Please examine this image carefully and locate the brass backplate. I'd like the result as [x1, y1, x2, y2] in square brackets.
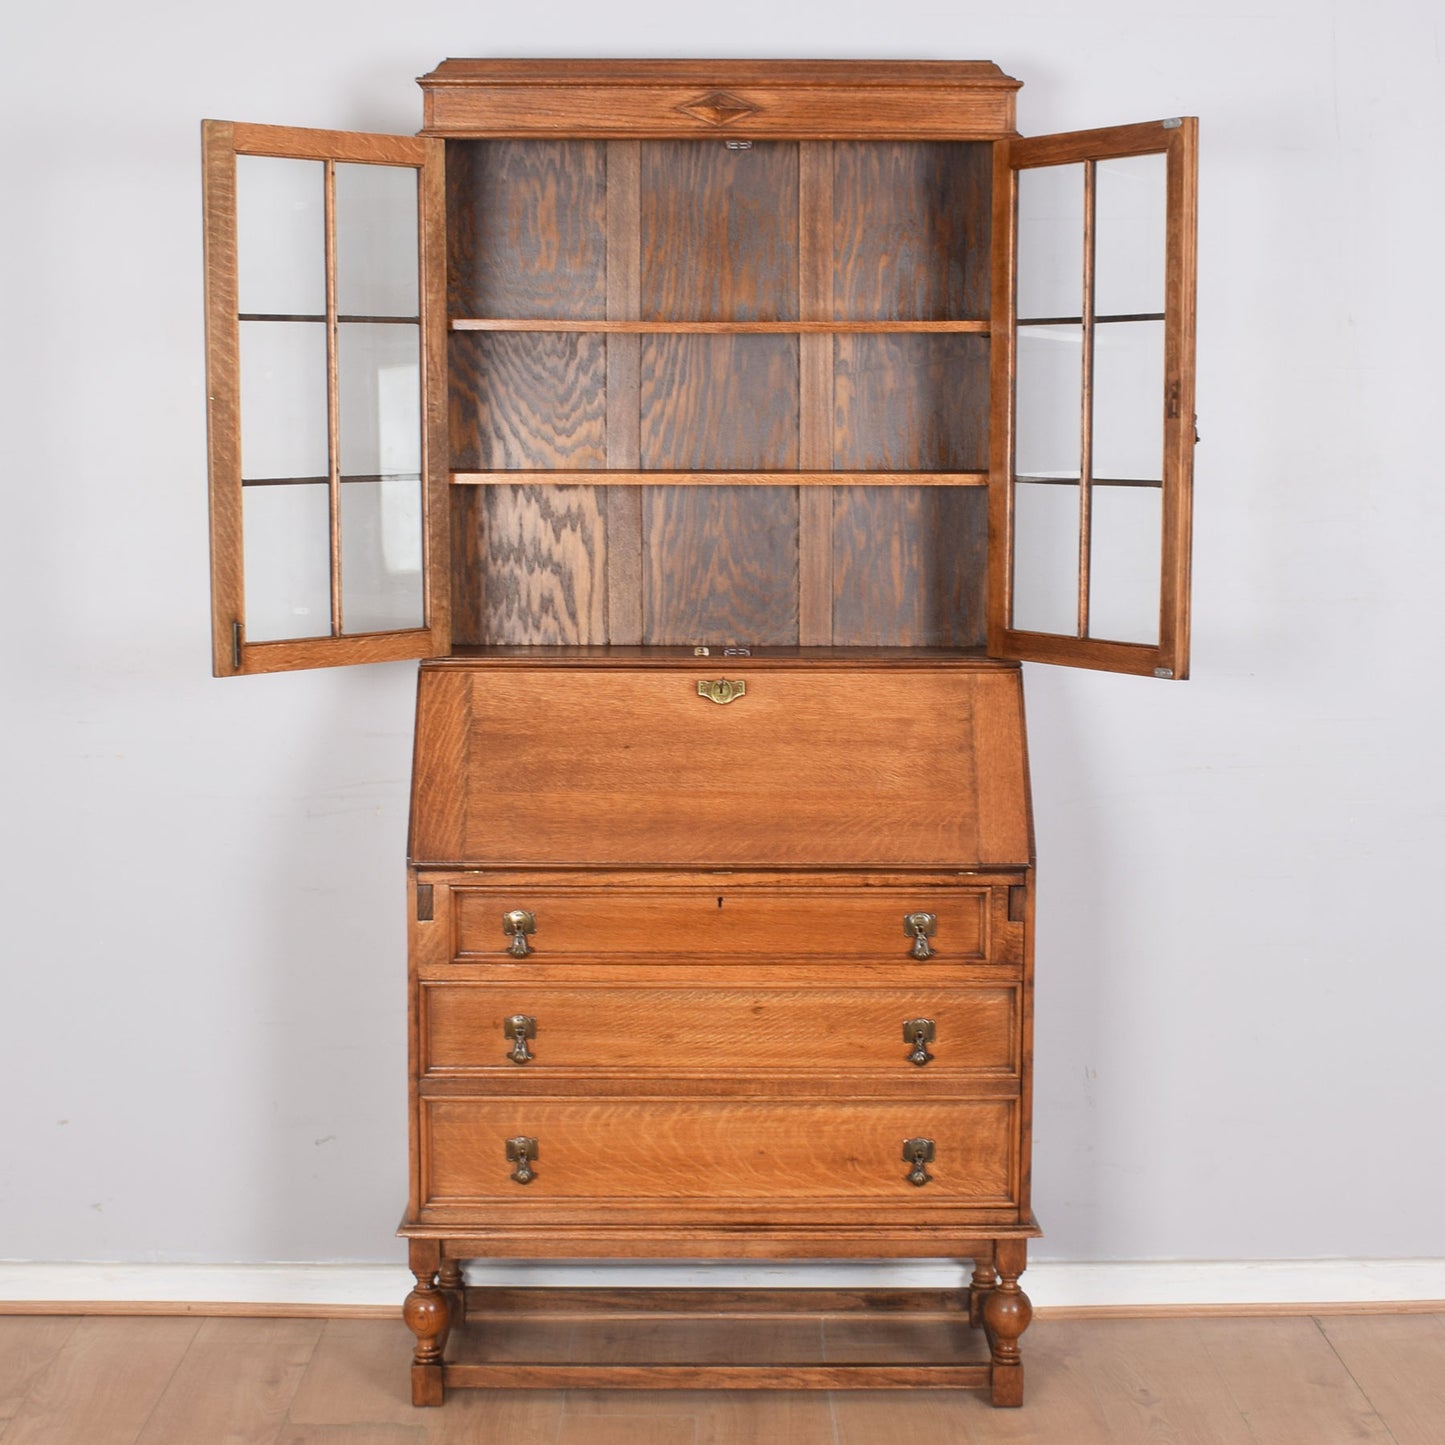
[697, 678, 747, 705]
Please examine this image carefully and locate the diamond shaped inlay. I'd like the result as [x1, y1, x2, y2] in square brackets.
[678, 90, 759, 127]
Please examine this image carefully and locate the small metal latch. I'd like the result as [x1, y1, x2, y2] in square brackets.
[231, 620, 242, 671]
[725, 139, 753, 151]
[723, 646, 751, 656]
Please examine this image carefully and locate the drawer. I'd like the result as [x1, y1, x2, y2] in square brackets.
[420, 979, 1019, 1078]
[421, 1097, 1017, 1209]
[450, 884, 995, 963]
[411, 662, 1031, 868]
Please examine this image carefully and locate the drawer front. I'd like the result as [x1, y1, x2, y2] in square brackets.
[411, 663, 1030, 867]
[421, 1097, 1016, 1208]
[451, 885, 992, 962]
[421, 980, 1019, 1077]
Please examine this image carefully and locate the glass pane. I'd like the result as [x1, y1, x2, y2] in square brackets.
[236, 156, 325, 315]
[242, 483, 331, 640]
[335, 162, 419, 317]
[341, 479, 425, 633]
[1015, 325, 1082, 479]
[1089, 484, 1161, 645]
[1094, 152, 1166, 318]
[239, 321, 329, 480]
[337, 323, 422, 477]
[1093, 319, 1164, 481]
[1012, 481, 1079, 636]
[1016, 164, 1084, 320]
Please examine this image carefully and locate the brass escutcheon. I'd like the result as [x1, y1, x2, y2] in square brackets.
[903, 911, 937, 960]
[903, 1018, 936, 1067]
[697, 678, 747, 705]
[506, 1136, 538, 1185]
[502, 909, 536, 957]
[505, 1014, 537, 1065]
[903, 1137, 936, 1187]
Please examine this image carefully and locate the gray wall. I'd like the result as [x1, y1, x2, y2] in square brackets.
[2, 0, 1442, 1267]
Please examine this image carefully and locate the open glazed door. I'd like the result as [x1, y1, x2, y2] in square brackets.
[203, 122, 449, 675]
[988, 119, 1197, 678]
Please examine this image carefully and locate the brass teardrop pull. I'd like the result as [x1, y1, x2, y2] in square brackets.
[502, 910, 536, 957]
[506, 1136, 538, 1185]
[505, 1014, 537, 1065]
[903, 1018, 935, 1067]
[903, 912, 937, 960]
[903, 1137, 935, 1187]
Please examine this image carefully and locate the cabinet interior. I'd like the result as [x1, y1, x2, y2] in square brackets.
[445, 137, 993, 650]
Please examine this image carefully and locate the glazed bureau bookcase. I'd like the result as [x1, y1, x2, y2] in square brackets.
[201, 59, 1197, 1407]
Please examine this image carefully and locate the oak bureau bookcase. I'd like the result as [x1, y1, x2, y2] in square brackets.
[201, 59, 1197, 1407]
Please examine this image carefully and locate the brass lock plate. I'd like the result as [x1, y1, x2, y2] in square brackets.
[697, 678, 746, 705]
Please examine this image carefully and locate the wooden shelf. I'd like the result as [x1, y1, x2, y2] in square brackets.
[450, 470, 989, 487]
[451, 318, 990, 335]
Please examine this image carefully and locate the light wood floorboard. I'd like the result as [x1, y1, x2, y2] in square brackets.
[1196, 1316, 1400, 1444]
[134, 1317, 323, 1445]
[0, 1316, 79, 1422]
[1319, 1312, 1445, 1445]
[1, 1317, 200, 1445]
[1, 1310, 1441, 1444]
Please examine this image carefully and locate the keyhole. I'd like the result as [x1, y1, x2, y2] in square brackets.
[717, 897, 724, 909]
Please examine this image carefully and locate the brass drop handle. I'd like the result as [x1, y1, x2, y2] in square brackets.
[904, 912, 937, 960]
[506, 1136, 538, 1185]
[697, 678, 747, 705]
[903, 1018, 936, 1067]
[903, 1137, 935, 1187]
[502, 909, 536, 957]
[505, 1014, 537, 1065]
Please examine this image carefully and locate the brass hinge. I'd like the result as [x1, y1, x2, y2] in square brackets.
[231, 620, 242, 671]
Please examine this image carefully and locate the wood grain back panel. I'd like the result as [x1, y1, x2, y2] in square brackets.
[642, 485, 798, 645]
[447, 139, 607, 319]
[831, 487, 987, 647]
[832, 142, 991, 321]
[468, 485, 608, 644]
[640, 141, 799, 321]
[409, 661, 1030, 867]
[832, 334, 989, 471]
[639, 335, 799, 470]
[449, 331, 608, 470]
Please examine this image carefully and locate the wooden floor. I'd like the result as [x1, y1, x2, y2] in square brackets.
[1, 1310, 1443, 1444]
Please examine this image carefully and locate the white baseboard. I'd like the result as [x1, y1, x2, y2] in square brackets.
[1, 1258, 1442, 1313]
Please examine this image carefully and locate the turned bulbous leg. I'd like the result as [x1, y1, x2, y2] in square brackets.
[404, 1259, 452, 1406]
[969, 1248, 998, 1329]
[438, 1259, 467, 1325]
[983, 1240, 1032, 1407]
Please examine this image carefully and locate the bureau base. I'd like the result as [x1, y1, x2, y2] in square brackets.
[400, 1235, 1037, 1407]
